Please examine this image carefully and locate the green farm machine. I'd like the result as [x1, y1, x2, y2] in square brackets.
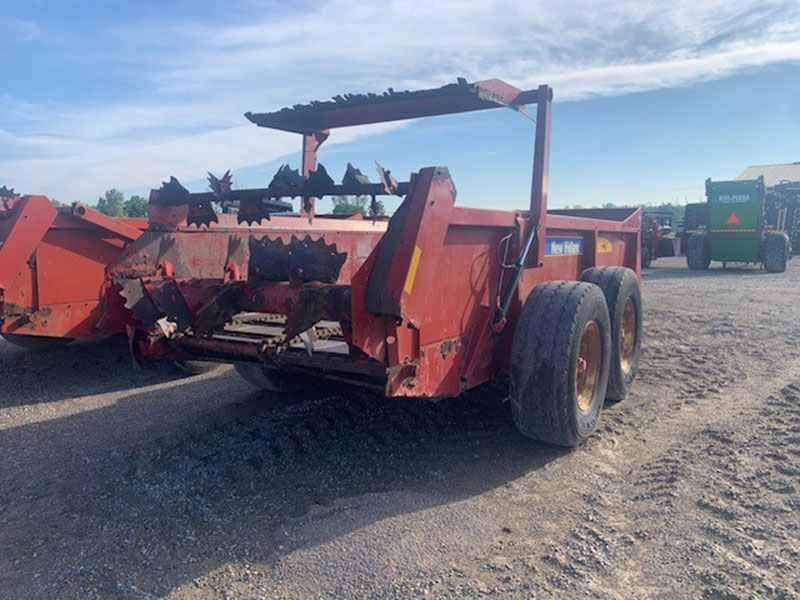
[686, 177, 791, 273]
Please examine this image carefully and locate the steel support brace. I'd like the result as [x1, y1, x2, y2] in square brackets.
[529, 85, 552, 268]
[301, 130, 330, 219]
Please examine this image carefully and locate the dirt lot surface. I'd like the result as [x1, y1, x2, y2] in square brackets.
[1, 256, 799, 599]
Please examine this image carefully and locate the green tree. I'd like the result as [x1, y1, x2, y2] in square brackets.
[123, 195, 148, 217]
[96, 189, 125, 217]
[331, 195, 386, 217]
[50, 198, 63, 208]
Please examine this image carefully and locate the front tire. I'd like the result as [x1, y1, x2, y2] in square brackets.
[580, 267, 642, 401]
[687, 233, 710, 270]
[510, 281, 612, 447]
[764, 232, 789, 273]
[234, 363, 311, 393]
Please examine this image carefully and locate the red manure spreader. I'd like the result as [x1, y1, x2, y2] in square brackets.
[1, 79, 643, 446]
[0, 192, 146, 348]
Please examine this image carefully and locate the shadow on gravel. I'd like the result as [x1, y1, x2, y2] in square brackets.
[0, 373, 565, 598]
[0, 335, 193, 408]
[642, 265, 769, 281]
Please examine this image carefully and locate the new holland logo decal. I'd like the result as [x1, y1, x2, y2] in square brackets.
[545, 237, 583, 256]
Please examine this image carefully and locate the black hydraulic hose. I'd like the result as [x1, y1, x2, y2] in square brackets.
[494, 224, 538, 323]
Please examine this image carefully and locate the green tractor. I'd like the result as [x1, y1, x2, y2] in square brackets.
[687, 176, 791, 273]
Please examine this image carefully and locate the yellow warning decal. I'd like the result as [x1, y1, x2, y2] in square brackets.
[597, 237, 613, 253]
[403, 245, 422, 294]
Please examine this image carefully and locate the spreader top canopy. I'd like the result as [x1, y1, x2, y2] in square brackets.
[245, 78, 549, 134]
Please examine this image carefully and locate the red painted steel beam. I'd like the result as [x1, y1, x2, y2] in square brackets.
[69, 203, 144, 241]
[0, 195, 57, 292]
[301, 130, 329, 219]
[547, 210, 642, 232]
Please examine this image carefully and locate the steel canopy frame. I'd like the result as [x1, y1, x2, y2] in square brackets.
[246, 79, 552, 229]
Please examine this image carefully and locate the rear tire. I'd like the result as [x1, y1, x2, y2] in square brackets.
[509, 281, 611, 447]
[1, 333, 73, 351]
[764, 232, 789, 273]
[579, 267, 642, 401]
[235, 363, 311, 393]
[687, 233, 710, 270]
[170, 360, 223, 376]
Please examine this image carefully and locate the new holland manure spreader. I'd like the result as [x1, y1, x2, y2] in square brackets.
[1, 79, 644, 446]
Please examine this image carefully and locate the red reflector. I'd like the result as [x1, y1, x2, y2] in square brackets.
[725, 212, 741, 225]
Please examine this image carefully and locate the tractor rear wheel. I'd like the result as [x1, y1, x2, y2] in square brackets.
[579, 267, 642, 401]
[687, 233, 710, 270]
[235, 363, 311, 393]
[764, 232, 789, 273]
[1, 333, 73, 351]
[510, 281, 611, 447]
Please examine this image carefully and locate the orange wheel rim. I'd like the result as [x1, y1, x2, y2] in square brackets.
[576, 320, 602, 412]
[620, 298, 636, 373]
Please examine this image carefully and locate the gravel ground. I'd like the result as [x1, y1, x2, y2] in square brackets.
[1, 256, 799, 599]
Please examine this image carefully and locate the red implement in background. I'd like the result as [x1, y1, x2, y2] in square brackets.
[0, 193, 145, 346]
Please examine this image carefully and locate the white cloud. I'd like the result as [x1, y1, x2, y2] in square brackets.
[0, 122, 401, 201]
[1, 0, 799, 200]
[0, 18, 42, 42]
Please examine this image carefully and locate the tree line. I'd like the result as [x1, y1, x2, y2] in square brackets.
[96, 189, 148, 217]
[86, 191, 386, 219]
[331, 195, 386, 217]
[48, 189, 147, 217]
[563, 201, 687, 222]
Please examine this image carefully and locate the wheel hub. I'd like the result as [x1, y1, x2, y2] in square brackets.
[576, 320, 602, 412]
[620, 298, 636, 373]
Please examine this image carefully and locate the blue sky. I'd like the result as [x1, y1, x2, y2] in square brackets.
[2, 0, 800, 212]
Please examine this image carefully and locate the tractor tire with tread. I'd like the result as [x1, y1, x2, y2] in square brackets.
[579, 267, 642, 401]
[687, 233, 710, 270]
[764, 231, 790, 273]
[510, 281, 612, 447]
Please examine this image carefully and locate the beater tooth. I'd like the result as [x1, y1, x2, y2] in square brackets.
[237, 197, 272, 226]
[375, 161, 400, 195]
[147, 279, 195, 331]
[155, 176, 191, 206]
[186, 204, 219, 228]
[193, 281, 248, 335]
[208, 170, 233, 199]
[303, 163, 334, 198]
[0, 185, 17, 198]
[267, 164, 303, 197]
[248, 234, 346, 284]
[342, 163, 371, 186]
[119, 278, 162, 327]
